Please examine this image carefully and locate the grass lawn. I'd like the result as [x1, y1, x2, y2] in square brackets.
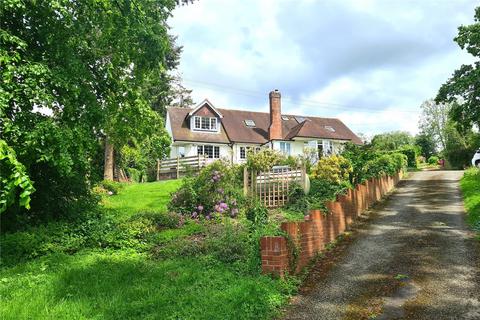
[460, 168, 480, 237]
[102, 179, 182, 219]
[0, 180, 296, 319]
[0, 250, 289, 320]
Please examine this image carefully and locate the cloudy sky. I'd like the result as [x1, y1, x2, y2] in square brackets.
[169, 0, 477, 137]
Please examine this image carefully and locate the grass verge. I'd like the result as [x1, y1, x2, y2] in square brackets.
[460, 168, 480, 237]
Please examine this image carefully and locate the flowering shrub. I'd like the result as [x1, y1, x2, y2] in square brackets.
[169, 160, 243, 219]
[310, 155, 353, 184]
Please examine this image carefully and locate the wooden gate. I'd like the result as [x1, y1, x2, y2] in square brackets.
[244, 166, 306, 208]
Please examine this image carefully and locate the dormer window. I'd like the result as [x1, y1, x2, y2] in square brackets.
[193, 116, 217, 132]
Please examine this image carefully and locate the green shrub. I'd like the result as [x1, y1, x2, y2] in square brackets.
[398, 145, 419, 168]
[244, 196, 268, 225]
[0, 209, 180, 265]
[390, 153, 408, 172]
[168, 177, 198, 215]
[428, 156, 439, 165]
[310, 155, 352, 184]
[134, 211, 182, 229]
[153, 234, 207, 259]
[341, 143, 378, 184]
[246, 149, 285, 171]
[365, 153, 406, 178]
[307, 179, 350, 210]
[126, 167, 143, 182]
[280, 155, 300, 169]
[285, 183, 309, 214]
[98, 180, 125, 195]
[205, 221, 249, 264]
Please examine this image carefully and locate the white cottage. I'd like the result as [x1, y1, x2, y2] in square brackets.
[165, 90, 362, 164]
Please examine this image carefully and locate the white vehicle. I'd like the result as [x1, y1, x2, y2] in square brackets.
[473, 149, 480, 168]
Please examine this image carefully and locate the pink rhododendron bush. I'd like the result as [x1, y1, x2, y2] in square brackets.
[169, 160, 244, 220]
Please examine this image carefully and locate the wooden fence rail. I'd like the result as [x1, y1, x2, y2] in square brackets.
[244, 166, 306, 208]
[157, 155, 206, 180]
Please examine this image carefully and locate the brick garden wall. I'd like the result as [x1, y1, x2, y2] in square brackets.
[260, 172, 402, 276]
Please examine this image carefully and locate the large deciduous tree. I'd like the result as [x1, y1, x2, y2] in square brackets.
[418, 99, 450, 150]
[1, 0, 180, 222]
[436, 6, 480, 130]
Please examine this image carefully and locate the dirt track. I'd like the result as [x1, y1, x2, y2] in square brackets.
[284, 170, 480, 320]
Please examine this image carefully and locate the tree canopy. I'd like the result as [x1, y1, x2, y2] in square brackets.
[0, 0, 180, 221]
[371, 131, 414, 151]
[436, 6, 480, 130]
[418, 99, 450, 150]
[415, 132, 437, 159]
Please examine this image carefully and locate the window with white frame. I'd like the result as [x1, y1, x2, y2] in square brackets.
[279, 142, 291, 155]
[318, 140, 333, 157]
[193, 116, 217, 132]
[239, 146, 261, 160]
[197, 145, 220, 158]
[239, 146, 247, 159]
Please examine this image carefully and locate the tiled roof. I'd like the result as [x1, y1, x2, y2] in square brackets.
[167, 107, 362, 145]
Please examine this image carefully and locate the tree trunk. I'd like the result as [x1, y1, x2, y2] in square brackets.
[104, 137, 114, 181]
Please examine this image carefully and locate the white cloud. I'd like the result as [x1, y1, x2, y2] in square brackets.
[336, 109, 420, 137]
[169, 0, 479, 136]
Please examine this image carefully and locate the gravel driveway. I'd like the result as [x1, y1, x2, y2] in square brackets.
[284, 170, 480, 320]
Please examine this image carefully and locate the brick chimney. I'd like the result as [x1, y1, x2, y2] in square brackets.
[268, 89, 282, 140]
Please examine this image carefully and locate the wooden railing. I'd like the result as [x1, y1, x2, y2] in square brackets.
[156, 155, 207, 180]
[244, 166, 307, 208]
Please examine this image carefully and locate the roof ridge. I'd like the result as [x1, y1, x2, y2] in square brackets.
[219, 108, 342, 121]
[168, 106, 343, 122]
[217, 107, 269, 114]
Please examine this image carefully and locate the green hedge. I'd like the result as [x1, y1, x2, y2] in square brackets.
[397, 145, 419, 168]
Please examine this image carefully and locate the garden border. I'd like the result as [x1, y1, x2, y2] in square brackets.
[260, 171, 402, 276]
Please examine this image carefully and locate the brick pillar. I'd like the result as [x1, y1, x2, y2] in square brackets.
[260, 236, 289, 276]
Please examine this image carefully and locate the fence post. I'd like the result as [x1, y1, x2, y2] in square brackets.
[176, 156, 180, 179]
[243, 166, 248, 196]
[198, 154, 201, 172]
[301, 165, 306, 192]
[156, 159, 160, 181]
